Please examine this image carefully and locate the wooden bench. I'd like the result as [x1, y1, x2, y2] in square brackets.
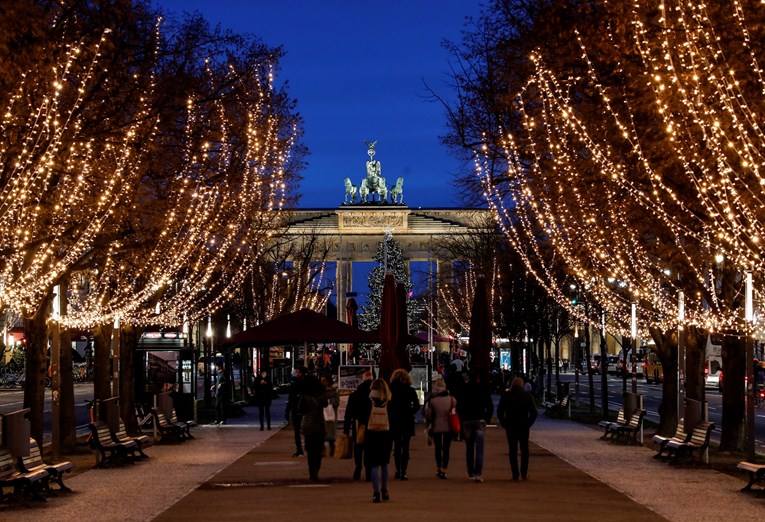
[169, 410, 195, 439]
[0, 447, 48, 506]
[16, 438, 74, 492]
[543, 394, 571, 418]
[89, 421, 131, 467]
[112, 419, 150, 459]
[737, 461, 765, 492]
[598, 408, 626, 440]
[666, 421, 715, 464]
[612, 409, 646, 444]
[151, 409, 187, 443]
[652, 419, 691, 459]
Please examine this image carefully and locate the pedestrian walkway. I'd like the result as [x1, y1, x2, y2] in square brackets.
[2, 409, 762, 521]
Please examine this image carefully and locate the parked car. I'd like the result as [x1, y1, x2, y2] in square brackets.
[616, 353, 644, 378]
[591, 355, 619, 375]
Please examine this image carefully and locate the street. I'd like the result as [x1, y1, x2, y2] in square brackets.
[553, 372, 765, 451]
[2, 375, 764, 454]
[0, 383, 94, 436]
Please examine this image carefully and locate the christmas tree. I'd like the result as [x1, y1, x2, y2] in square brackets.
[358, 232, 418, 333]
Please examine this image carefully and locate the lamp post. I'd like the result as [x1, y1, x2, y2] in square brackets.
[204, 316, 213, 407]
[631, 300, 638, 394]
[677, 290, 685, 426]
[51, 285, 61, 458]
[745, 270, 755, 461]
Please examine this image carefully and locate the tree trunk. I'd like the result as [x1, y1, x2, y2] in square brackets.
[650, 326, 678, 437]
[59, 325, 77, 451]
[92, 323, 114, 403]
[57, 279, 77, 452]
[685, 328, 704, 402]
[23, 293, 53, 445]
[720, 333, 745, 451]
[120, 325, 139, 432]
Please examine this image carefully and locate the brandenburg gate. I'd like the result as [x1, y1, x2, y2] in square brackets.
[284, 142, 492, 321]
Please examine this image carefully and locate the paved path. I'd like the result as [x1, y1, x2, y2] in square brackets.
[2, 410, 763, 521]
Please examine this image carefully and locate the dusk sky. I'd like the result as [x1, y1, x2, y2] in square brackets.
[154, 0, 484, 209]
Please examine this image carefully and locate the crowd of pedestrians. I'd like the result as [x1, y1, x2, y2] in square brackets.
[283, 359, 538, 502]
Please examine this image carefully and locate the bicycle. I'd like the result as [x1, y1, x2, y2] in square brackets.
[134, 403, 154, 432]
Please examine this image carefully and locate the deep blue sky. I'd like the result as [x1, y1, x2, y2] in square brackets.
[154, 0, 482, 209]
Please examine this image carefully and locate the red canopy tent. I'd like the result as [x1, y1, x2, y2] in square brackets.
[226, 308, 378, 347]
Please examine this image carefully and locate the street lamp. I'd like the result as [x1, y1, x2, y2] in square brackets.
[745, 270, 755, 461]
[677, 290, 686, 425]
[631, 300, 638, 394]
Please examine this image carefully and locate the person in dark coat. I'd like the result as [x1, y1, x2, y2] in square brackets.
[343, 369, 373, 481]
[457, 369, 494, 482]
[298, 374, 327, 481]
[285, 366, 306, 457]
[254, 370, 273, 431]
[213, 362, 231, 425]
[497, 376, 538, 480]
[388, 368, 420, 480]
[365, 378, 393, 503]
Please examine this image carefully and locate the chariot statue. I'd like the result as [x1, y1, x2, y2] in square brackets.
[359, 140, 387, 203]
[341, 141, 405, 205]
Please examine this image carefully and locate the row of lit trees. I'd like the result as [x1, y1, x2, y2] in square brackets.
[443, 0, 765, 449]
[0, 1, 304, 445]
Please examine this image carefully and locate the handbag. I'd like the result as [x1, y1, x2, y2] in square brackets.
[323, 404, 336, 422]
[367, 400, 389, 432]
[448, 407, 461, 434]
[335, 434, 353, 459]
[355, 421, 366, 445]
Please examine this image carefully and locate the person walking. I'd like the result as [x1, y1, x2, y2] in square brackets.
[458, 369, 494, 482]
[389, 368, 420, 480]
[213, 362, 231, 425]
[423, 377, 457, 479]
[343, 369, 373, 481]
[254, 370, 273, 431]
[286, 366, 306, 457]
[497, 376, 538, 480]
[298, 374, 327, 481]
[365, 378, 393, 503]
[321, 374, 340, 456]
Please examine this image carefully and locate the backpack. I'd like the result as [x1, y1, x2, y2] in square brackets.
[367, 399, 389, 431]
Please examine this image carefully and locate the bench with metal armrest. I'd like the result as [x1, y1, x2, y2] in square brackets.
[151, 409, 187, 443]
[612, 409, 646, 444]
[665, 421, 715, 465]
[112, 419, 150, 459]
[169, 410, 195, 439]
[89, 421, 132, 467]
[652, 418, 691, 459]
[598, 408, 626, 440]
[16, 438, 73, 492]
[737, 461, 765, 492]
[0, 447, 48, 506]
[542, 394, 571, 418]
